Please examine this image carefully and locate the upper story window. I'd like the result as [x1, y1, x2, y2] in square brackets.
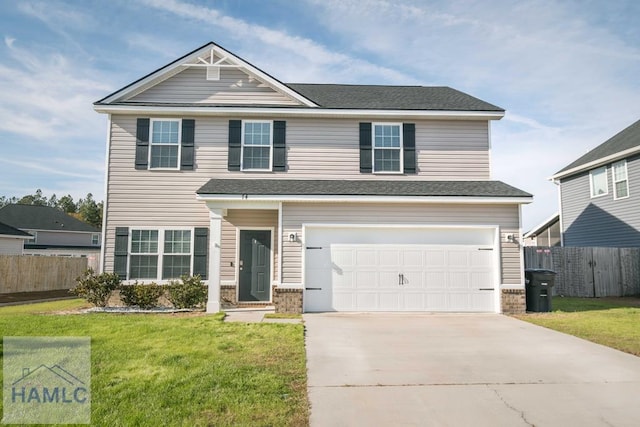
[613, 160, 629, 199]
[242, 121, 272, 170]
[150, 119, 181, 169]
[589, 166, 608, 198]
[91, 233, 100, 246]
[373, 123, 403, 173]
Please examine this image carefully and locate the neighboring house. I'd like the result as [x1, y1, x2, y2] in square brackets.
[0, 205, 101, 269]
[523, 213, 561, 247]
[551, 119, 640, 247]
[93, 42, 532, 314]
[0, 221, 32, 255]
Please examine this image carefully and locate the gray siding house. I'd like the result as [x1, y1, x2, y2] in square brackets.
[0, 205, 102, 269]
[94, 42, 532, 314]
[552, 119, 640, 247]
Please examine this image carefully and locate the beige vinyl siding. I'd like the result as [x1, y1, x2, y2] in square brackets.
[280, 202, 521, 285]
[220, 210, 278, 282]
[0, 237, 23, 255]
[104, 115, 493, 272]
[128, 67, 301, 106]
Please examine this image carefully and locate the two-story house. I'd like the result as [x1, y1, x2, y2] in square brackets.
[94, 42, 532, 314]
[551, 119, 640, 247]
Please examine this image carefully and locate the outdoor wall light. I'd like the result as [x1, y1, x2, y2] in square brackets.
[288, 232, 297, 242]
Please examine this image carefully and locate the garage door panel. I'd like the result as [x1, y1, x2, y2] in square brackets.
[304, 228, 498, 313]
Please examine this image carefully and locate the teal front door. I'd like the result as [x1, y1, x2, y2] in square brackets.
[238, 230, 271, 301]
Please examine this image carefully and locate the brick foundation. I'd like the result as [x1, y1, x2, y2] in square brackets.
[220, 285, 237, 308]
[501, 288, 525, 314]
[273, 287, 303, 314]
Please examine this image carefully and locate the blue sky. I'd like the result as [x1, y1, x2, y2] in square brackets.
[0, 0, 639, 230]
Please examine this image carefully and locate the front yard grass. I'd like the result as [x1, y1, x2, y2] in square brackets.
[515, 296, 640, 357]
[0, 299, 308, 426]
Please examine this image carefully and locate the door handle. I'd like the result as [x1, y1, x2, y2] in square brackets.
[398, 273, 404, 286]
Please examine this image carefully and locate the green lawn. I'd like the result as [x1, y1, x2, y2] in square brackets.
[0, 299, 309, 426]
[515, 296, 640, 357]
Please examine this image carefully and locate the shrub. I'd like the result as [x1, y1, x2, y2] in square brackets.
[71, 269, 121, 307]
[167, 275, 207, 309]
[119, 282, 164, 309]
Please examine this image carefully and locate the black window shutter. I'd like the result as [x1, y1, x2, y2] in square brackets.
[135, 118, 150, 170]
[114, 227, 129, 280]
[181, 119, 195, 170]
[403, 123, 416, 174]
[273, 120, 286, 171]
[228, 120, 242, 171]
[359, 122, 372, 173]
[193, 228, 209, 279]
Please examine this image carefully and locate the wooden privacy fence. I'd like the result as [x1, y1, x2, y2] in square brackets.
[0, 256, 88, 293]
[524, 247, 640, 297]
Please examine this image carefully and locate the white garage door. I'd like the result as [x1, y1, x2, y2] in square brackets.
[304, 227, 498, 313]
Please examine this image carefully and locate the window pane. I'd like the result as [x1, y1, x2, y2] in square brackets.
[131, 230, 158, 254]
[244, 122, 270, 146]
[152, 120, 179, 144]
[374, 149, 400, 172]
[150, 145, 179, 168]
[162, 255, 191, 279]
[243, 146, 270, 169]
[374, 125, 400, 148]
[613, 161, 627, 181]
[615, 181, 628, 198]
[164, 230, 191, 254]
[130, 255, 158, 279]
[590, 167, 607, 196]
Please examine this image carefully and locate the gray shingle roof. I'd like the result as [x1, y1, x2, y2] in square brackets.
[286, 84, 504, 112]
[0, 221, 31, 237]
[196, 179, 531, 198]
[0, 205, 99, 232]
[556, 119, 640, 176]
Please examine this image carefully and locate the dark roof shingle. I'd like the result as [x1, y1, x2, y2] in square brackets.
[196, 179, 531, 198]
[0, 221, 31, 237]
[0, 205, 99, 232]
[556, 119, 640, 176]
[286, 84, 503, 111]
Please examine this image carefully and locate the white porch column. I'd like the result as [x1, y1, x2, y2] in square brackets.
[206, 208, 225, 313]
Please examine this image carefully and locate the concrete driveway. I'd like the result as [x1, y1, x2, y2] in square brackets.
[304, 313, 640, 426]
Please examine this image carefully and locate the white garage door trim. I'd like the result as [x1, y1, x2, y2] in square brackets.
[303, 224, 501, 313]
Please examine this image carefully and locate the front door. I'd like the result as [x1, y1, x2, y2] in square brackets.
[238, 230, 271, 301]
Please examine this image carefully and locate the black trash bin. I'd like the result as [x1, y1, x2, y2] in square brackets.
[525, 269, 556, 312]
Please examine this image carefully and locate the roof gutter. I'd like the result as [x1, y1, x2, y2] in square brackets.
[195, 194, 532, 204]
[93, 104, 505, 120]
[550, 145, 640, 181]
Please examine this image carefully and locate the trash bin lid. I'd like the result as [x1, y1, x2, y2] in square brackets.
[524, 268, 556, 275]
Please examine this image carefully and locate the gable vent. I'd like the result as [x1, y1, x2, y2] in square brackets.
[206, 66, 220, 81]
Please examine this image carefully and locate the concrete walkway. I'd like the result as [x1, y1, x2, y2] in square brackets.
[304, 313, 640, 426]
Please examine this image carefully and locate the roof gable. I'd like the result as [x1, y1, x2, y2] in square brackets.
[554, 119, 640, 179]
[0, 221, 31, 237]
[0, 205, 99, 233]
[96, 42, 316, 107]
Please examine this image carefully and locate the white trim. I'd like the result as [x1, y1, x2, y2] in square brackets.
[236, 227, 275, 303]
[278, 202, 283, 285]
[240, 120, 273, 171]
[487, 121, 493, 178]
[20, 228, 97, 235]
[197, 194, 533, 204]
[589, 165, 608, 198]
[100, 114, 111, 273]
[94, 104, 505, 120]
[99, 43, 317, 107]
[612, 159, 630, 200]
[0, 234, 32, 240]
[550, 145, 640, 180]
[523, 212, 560, 239]
[372, 122, 403, 174]
[518, 204, 525, 291]
[557, 180, 565, 247]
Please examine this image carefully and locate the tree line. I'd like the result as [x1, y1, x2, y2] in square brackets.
[0, 189, 103, 229]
